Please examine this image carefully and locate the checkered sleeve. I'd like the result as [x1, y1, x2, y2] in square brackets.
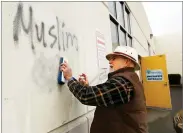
[67, 76, 134, 107]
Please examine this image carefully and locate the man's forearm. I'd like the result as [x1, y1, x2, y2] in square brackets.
[67, 77, 134, 107]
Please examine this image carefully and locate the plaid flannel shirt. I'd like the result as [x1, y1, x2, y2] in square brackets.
[67, 76, 134, 107]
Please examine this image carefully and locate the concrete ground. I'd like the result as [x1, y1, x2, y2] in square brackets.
[147, 86, 182, 133]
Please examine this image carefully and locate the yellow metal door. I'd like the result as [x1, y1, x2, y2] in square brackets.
[141, 55, 172, 109]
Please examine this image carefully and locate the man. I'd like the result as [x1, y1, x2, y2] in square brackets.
[60, 46, 148, 133]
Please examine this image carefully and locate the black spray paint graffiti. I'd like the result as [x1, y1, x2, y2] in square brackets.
[13, 3, 34, 49]
[13, 3, 78, 51]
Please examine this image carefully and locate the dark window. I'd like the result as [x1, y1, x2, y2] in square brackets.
[108, 2, 132, 47]
[110, 20, 119, 50]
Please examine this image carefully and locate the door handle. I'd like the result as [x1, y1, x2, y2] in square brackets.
[164, 82, 168, 86]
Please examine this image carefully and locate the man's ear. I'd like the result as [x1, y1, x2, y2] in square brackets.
[126, 59, 130, 64]
[126, 59, 133, 67]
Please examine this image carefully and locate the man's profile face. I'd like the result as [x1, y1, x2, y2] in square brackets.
[109, 55, 130, 72]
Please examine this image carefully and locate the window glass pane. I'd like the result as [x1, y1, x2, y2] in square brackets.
[110, 21, 119, 50]
[120, 29, 126, 46]
[127, 13, 131, 33]
[108, 2, 117, 18]
[116, 2, 125, 27]
[124, 8, 131, 33]
[127, 36, 132, 47]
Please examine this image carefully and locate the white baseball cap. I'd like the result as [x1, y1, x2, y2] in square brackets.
[106, 46, 140, 70]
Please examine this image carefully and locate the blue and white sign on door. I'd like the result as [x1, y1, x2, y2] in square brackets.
[146, 69, 163, 81]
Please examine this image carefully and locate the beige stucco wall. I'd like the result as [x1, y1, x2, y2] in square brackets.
[2, 2, 155, 133]
[2, 2, 111, 133]
[127, 2, 155, 56]
[154, 31, 182, 76]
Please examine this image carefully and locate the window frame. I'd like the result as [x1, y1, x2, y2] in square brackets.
[109, 2, 133, 48]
